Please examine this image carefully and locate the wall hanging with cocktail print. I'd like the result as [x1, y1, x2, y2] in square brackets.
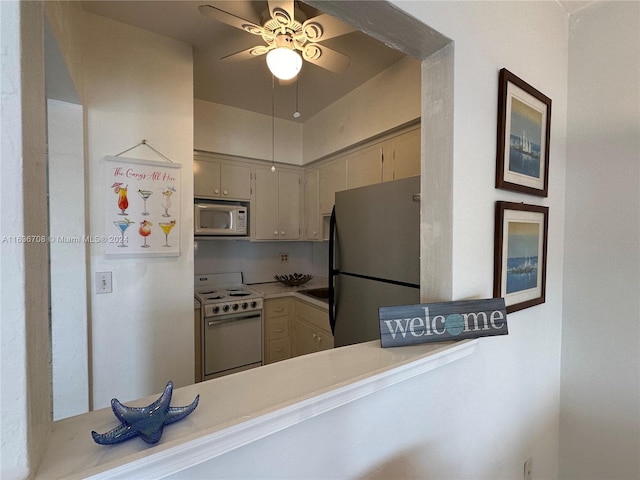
[105, 149, 181, 257]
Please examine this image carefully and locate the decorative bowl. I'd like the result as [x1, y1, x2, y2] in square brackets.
[274, 273, 313, 287]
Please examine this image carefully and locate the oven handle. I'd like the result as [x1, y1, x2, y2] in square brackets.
[207, 313, 261, 327]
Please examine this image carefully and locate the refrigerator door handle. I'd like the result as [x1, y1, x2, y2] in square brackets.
[328, 206, 337, 335]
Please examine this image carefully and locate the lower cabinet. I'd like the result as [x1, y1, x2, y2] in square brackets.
[292, 299, 334, 356]
[263, 296, 333, 364]
[263, 297, 293, 365]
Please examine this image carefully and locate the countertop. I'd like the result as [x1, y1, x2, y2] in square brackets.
[36, 338, 478, 479]
[248, 278, 329, 309]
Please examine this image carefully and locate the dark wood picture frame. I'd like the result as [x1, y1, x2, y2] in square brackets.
[496, 68, 551, 197]
[494, 201, 549, 313]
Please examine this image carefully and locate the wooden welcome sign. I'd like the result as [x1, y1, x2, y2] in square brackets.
[379, 298, 508, 348]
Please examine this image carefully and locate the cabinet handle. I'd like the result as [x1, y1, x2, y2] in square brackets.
[214, 188, 220, 195]
[274, 230, 279, 236]
[313, 231, 317, 237]
[281, 230, 286, 236]
[274, 347, 284, 352]
[274, 328, 284, 333]
[312, 333, 317, 340]
[223, 190, 228, 196]
[274, 307, 284, 312]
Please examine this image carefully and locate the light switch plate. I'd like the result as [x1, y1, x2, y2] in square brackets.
[96, 272, 112, 294]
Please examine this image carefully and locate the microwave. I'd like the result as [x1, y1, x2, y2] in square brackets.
[194, 200, 248, 236]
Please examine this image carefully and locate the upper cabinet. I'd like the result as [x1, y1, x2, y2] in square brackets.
[192, 124, 420, 242]
[254, 167, 302, 241]
[304, 169, 321, 241]
[381, 127, 421, 182]
[194, 155, 252, 200]
[318, 159, 347, 216]
[345, 143, 383, 189]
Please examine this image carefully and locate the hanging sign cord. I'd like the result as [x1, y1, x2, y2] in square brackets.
[114, 139, 175, 163]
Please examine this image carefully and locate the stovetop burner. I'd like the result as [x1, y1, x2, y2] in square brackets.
[194, 272, 263, 313]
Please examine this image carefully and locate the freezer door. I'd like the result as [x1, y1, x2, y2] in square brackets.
[334, 176, 420, 285]
[333, 275, 420, 348]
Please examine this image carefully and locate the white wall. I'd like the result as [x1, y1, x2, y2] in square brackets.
[0, 2, 51, 478]
[48, 99, 89, 420]
[561, 2, 640, 478]
[82, 12, 195, 408]
[176, 2, 569, 478]
[194, 240, 328, 284]
[195, 241, 312, 284]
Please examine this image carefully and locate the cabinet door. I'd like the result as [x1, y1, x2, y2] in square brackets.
[304, 169, 320, 240]
[254, 168, 280, 240]
[277, 171, 301, 240]
[220, 163, 251, 200]
[382, 128, 421, 181]
[194, 159, 221, 198]
[293, 318, 334, 356]
[293, 318, 320, 357]
[319, 159, 346, 215]
[346, 143, 382, 189]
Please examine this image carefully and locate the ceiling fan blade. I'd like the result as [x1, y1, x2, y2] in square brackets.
[302, 44, 350, 74]
[300, 13, 355, 42]
[198, 5, 265, 36]
[221, 45, 272, 63]
[268, 0, 295, 28]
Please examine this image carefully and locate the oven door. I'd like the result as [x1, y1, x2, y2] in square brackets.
[203, 311, 262, 380]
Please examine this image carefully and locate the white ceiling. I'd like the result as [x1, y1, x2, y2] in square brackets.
[80, 1, 407, 122]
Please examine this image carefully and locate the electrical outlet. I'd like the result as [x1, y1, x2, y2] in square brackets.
[524, 457, 533, 480]
[96, 272, 112, 294]
[279, 252, 289, 263]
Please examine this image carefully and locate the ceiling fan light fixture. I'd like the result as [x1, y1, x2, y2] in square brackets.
[266, 47, 302, 80]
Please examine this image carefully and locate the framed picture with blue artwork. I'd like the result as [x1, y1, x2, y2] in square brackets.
[494, 201, 548, 313]
[496, 68, 551, 197]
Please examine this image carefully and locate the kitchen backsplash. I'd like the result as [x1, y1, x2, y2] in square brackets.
[194, 240, 329, 284]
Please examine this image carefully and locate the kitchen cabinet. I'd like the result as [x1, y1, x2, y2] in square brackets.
[254, 167, 302, 240]
[292, 299, 333, 356]
[318, 158, 346, 215]
[194, 157, 252, 200]
[346, 143, 383, 189]
[194, 303, 202, 383]
[304, 169, 321, 241]
[264, 297, 293, 364]
[382, 127, 421, 182]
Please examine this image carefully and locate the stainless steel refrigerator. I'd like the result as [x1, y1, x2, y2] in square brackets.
[329, 175, 421, 347]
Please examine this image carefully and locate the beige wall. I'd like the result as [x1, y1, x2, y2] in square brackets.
[194, 56, 421, 165]
[81, 11, 195, 408]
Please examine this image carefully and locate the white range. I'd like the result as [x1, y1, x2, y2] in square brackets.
[194, 272, 264, 380]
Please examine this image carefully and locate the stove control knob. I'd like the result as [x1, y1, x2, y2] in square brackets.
[232, 303, 239, 311]
[222, 305, 230, 313]
[251, 301, 258, 309]
[241, 302, 248, 310]
[213, 306, 220, 314]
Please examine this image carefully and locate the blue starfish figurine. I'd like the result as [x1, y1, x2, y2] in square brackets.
[91, 381, 199, 445]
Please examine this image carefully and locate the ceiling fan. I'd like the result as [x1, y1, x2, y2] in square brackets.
[198, 1, 354, 80]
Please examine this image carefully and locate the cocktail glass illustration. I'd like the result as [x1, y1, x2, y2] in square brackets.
[112, 183, 129, 216]
[158, 220, 176, 247]
[113, 218, 133, 247]
[139, 220, 152, 248]
[138, 189, 153, 216]
[161, 187, 175, 217]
